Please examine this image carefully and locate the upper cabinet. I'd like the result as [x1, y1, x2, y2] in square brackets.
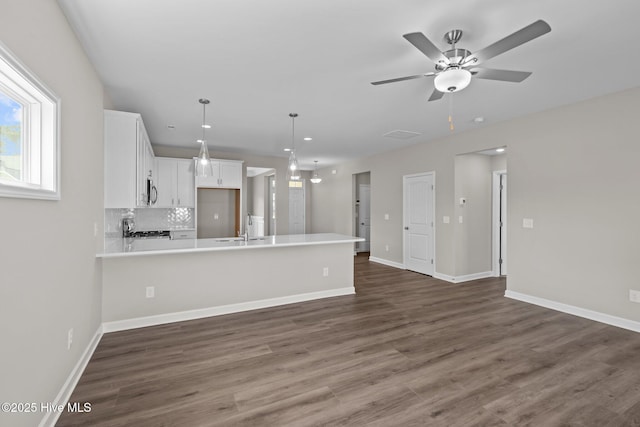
[104, 110, 156, 208]
[156, 157, 195, 207]
[196, 159, 243, 189]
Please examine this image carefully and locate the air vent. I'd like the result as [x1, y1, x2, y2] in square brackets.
[383, 130, 421, 140]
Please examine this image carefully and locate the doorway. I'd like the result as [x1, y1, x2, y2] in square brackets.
[288, 180, 305, 234]
[354, 172, 371, 253]
[246, 167, 275, 236]
[493, 171, 507, 276]
[403, 172, 435, 276]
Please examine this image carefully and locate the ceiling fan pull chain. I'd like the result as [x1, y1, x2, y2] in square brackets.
[448, 92, 455, 131]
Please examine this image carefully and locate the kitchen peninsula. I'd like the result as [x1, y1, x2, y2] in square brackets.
[98, 233, 363, 332]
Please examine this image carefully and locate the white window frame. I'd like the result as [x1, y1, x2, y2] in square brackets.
[0, 41, 60, 200]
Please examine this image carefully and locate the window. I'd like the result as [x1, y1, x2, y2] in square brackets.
[0, 42, 60, 200]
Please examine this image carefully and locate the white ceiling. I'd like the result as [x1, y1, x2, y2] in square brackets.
[58, 0, 640, 169]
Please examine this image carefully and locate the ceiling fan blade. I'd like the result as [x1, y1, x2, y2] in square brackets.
[428, 88, 444, 102]
[403, 32, 449, 65]
[472, 68, 532, 82]
[371, 73, 435, 86]
[463, 20, 551, 66]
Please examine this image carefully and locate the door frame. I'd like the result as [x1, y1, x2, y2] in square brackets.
[492, 170, 507, 276]
[357, 183, 371, 252]
[402, 171, 436, 274]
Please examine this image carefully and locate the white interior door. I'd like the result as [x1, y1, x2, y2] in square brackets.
[358, 184, 371, 252]
[288, 181, 305, 234]
[403, 173, 434, 275]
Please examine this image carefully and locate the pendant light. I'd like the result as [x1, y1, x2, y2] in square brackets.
[287, 113, 300, 181]
[195, 98, 213, 177]
[310, 160, 322, 184]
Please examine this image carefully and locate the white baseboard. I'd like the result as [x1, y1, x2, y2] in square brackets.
[433, 272, 454, 282]
[433, 271, 493, 283]
[368, 256, 405, 270]
[103, 287, 355, 333]
[40, 326, 103, 427]
[505, 290, 640, 333]
[452, 271, 494, 283]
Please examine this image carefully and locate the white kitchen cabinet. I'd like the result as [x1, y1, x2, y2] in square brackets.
[104, 110, 156, 208]
[195, 159, 243, 189]
[156, 157, 195, 207]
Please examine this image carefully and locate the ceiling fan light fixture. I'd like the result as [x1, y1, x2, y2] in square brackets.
[434, 68, 472, 93]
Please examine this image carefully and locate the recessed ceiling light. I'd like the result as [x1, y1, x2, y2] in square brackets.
[473, 117, 485, 124]
[283, 148, 291, 152]
[303, 137, 312, 141]
[196, 139, 204, 143]
[201, 124, 211, 129]
[496, 148, 505, 152]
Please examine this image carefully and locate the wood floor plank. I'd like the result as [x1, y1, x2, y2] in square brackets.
[56, 254, 640, 426]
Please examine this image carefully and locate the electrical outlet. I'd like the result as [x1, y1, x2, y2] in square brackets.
[323, 267, 329, 277]
[630, 289, 640, 303]
[385, 245, 389, 252]
[67, 328, 73, 350]
[146, 286, 155, 298]
[94, 222, 98, 237]
[384, 214, 389, 220]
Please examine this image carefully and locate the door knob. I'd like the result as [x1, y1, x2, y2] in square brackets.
[404, 226, 409, 230]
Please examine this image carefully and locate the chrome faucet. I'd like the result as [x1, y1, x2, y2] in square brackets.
[239, 230, 248, 242]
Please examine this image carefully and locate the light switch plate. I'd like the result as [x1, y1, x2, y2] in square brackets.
[443, 216, 450, 224]
[630, 289, 640, 303]
[384, 214, 389, 220]
[523, 218, 534, 228]
[458, 216, 463, 224]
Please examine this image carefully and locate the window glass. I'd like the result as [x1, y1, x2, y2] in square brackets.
[0, 91, 22, 182]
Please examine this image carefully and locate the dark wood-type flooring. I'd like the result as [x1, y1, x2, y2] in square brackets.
[57, 254, 640, 426]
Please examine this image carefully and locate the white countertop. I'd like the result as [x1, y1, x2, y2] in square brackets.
[99, 233, 364, 259]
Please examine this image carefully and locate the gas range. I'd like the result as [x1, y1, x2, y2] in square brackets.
[125, 230, 171, 239]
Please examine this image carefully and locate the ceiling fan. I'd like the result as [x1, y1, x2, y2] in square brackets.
[371, 20, 551, 101]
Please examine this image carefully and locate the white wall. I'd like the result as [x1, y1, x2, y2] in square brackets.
[0, 1, 105, 426]
[454, 153, 493, 276]
[312, 86, 640, 324]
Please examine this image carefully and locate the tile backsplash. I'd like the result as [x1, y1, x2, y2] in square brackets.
[105, 207, 194, 237]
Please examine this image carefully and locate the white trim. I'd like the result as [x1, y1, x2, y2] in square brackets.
[103, 287, 355, 333]
[432, 271, 493, 283]
[452, 271, 494, 283]
[433, 272, 455, 282]
[492, 170, 507, 276]
[368, 256, 405, 270]
[505, 290, 640, 333]
[0, 40, 60, 200]
[39, 326, 103, 427]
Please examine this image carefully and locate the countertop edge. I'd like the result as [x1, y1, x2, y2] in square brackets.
[98, 234, 364, 259]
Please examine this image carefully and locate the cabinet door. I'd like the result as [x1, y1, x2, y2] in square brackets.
[176, 159, 195, 206]
[219, 161, 242, 188]
[104, 111, 138, 209]
[136, 120, 156, 206]
[156, 158, 177, 207]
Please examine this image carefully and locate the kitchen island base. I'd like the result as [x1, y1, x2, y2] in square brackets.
[101, 238, 357, 331]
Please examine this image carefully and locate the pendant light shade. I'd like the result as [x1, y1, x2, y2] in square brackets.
[195, 98, 213, 177]
[310, 160, 322, 184]
[286, 113, 300, 181]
